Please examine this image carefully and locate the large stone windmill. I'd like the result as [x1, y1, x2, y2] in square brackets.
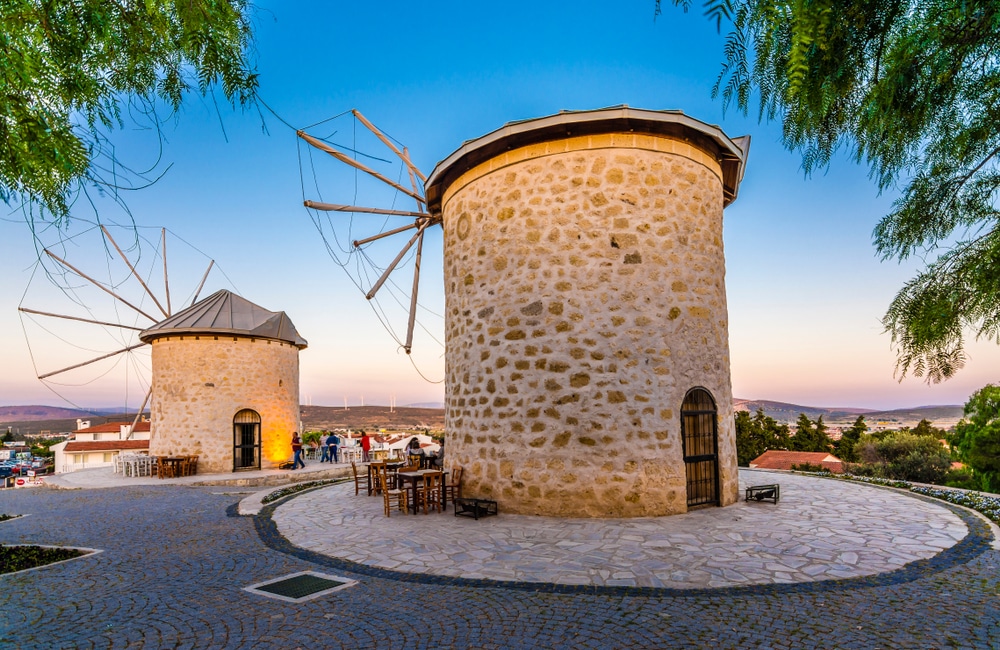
[299, 106, 749, 516]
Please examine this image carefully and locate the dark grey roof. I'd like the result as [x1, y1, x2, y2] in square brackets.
[139, 290, 308, 348]
[424, 105, 750, 212]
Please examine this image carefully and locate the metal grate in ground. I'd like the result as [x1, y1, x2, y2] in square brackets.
[244, 571, 356, 602]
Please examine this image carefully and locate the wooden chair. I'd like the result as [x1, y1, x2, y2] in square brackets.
[182, 455, 199, 476]
[369, 460, 387, 496]
[158, 456, 177, 479]
[416, 471, 444, 514]
[443, 466, 463, 507]
[378, 464, 408, 517]
[350, 460, 369, 496]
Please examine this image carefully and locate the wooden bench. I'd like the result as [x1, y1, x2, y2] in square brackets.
[745, 484, 780, 503]
[454, 498, 498, 520]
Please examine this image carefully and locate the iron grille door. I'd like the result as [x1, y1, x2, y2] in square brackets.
[233, 409, 262, 471]
[681, 388, 720, 508]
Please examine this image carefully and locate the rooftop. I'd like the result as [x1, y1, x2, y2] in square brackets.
[139, 289, 307, 348]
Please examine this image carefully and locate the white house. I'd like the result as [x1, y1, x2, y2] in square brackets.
[51, 421, 151, 474]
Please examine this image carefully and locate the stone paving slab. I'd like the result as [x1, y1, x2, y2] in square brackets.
[273, 469, 968, 589]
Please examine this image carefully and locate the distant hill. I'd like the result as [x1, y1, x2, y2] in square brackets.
[1, 398, 962, 436]
[0, 405, 96, 422]
[300, 405, 444, 431]
[0, 407, 146, 437]
[734, 398, 963, 425]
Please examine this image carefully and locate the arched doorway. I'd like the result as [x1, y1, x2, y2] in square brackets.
[233, 409, 261, 471]
[681, 388, 720, 508]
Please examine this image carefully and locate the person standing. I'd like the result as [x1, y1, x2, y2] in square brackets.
[291, 432, 305, 470]
[326, 431, 339, 463]
[360, 431, 371, 462]
[320, 430, 331, 463]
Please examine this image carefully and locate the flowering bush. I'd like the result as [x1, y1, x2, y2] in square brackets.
[830, 473, 1000, 525]
[909, 486, 1000, 524]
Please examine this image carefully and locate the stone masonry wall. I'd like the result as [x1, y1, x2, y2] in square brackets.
[148, 336, 301, 473]
[441, 133, 739, 517]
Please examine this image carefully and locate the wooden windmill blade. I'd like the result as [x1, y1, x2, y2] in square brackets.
[298, 111, 442, 355]
[19, 222, 224, 413]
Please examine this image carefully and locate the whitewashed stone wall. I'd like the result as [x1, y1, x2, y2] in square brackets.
[441, 133, 739, 517]
[148, 336, 301, 473]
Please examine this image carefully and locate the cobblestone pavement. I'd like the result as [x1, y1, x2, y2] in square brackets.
[1, 477, 998, 649]
[274, 471, 969, 588]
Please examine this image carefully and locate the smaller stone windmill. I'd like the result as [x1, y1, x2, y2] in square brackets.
[19, 224, 306, 473]
[139, 289, 307, 473]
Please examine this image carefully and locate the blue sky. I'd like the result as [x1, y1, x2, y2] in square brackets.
[1, 0, 996, 411]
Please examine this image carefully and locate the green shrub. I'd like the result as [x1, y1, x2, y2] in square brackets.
[790, 462, 829, 473]
[0, 544, 83, 574]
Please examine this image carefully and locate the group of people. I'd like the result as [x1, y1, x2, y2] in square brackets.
[289, 432, 442, 470]
[407, 436, 445, 468]
[289, 430, 374, 470]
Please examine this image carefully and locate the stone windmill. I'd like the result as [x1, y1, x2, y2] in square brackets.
[19, 225, 306, 473]
[299, 106, 749, 516]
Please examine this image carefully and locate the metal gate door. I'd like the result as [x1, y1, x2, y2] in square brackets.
[681, 388, 719, 508]
[233, 409, 261, 471]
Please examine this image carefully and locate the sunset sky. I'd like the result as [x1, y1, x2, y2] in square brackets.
[1, 0, 996, 412]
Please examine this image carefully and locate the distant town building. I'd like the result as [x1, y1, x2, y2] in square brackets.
[749, 450, 844, 474]
[51, 421, 151, 473]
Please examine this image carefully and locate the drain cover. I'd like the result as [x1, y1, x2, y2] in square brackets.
[245, 571, 356, 602]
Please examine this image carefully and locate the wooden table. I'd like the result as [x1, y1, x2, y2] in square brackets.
[368, 461, 405, 496]
[396, 469, 448, 513]
[157, 456, 187, 479]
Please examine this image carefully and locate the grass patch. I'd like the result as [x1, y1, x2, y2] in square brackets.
[0, 544, 84, 574]
[261, 477, 351, 504]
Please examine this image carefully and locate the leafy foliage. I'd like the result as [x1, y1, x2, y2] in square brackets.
[734, 408, 790, 465]
[790, 462, 829, 473]
[952, 383, 1000, 492]
[302, 430, 323, 447]
[0, 0, 258, 222]
[660, 0, 1000, 381]
[852, 432, 952, 484]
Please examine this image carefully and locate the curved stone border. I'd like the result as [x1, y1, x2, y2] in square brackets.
[0, 545, 103, 578]
[238, 478, 351, 516]
[245, 484, 994, 597]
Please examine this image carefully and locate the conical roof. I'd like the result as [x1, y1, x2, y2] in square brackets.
[139, 290, 307, 348]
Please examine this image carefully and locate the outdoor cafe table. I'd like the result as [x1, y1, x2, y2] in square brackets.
[396, 469, 449, 513]
[157, 456, 187, 479]
[368, 461, 405, 496]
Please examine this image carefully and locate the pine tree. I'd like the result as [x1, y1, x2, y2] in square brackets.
[837, 415, 867, 463]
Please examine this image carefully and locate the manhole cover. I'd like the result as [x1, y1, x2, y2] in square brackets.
[245, 571, 357, 602]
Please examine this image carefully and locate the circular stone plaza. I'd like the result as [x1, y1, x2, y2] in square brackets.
[2, 465, 998, 648]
